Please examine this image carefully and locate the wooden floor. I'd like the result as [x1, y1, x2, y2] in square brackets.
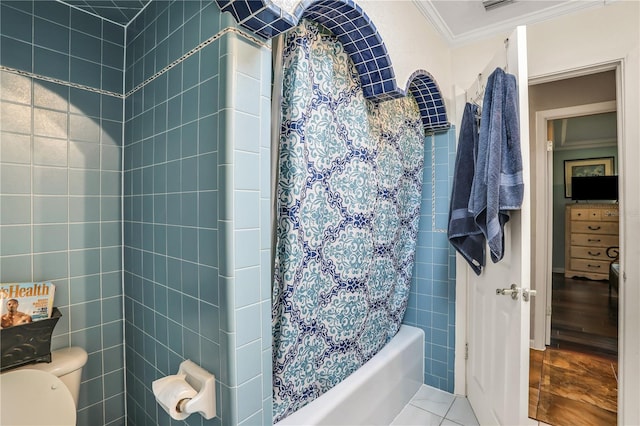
[529, 274, 618, 425]
[549, 274, 618, 357]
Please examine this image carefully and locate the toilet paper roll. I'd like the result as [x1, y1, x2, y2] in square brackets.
[152, 374, 198, 421]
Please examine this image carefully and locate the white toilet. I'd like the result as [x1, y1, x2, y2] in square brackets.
[0, 346, 88, 426]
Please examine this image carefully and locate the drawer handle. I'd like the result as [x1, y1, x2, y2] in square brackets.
[588, 251, 601, 256]
[587, 264, 601, 269]
[588, 238, 601, 242]
[588, 226, 601, 230]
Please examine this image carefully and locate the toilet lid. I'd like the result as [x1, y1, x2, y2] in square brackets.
[0, 369, 76, 426]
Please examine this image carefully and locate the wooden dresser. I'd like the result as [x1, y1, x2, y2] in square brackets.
[565, 203, 619, 280]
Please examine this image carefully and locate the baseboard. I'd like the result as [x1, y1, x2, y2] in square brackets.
[530, 339, 545, 351]
[552, 267, 564, 274]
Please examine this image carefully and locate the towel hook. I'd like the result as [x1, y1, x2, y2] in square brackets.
[472, 73, 484, 106]
[465, 73, 484, 106]
[503, 38, 509, 71]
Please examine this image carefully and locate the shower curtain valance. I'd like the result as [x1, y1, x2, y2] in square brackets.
[215, 0, 450, 133]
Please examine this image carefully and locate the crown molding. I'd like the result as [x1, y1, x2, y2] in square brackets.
[413, 0, 604, 47]
[412, 0, 456, 45]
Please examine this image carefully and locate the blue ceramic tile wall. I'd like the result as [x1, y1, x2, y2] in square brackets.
[0, 1, 124, 94]
[0, 1, 125, 424]
[123, 2, 271, 425]
[404, 127, 457, 393]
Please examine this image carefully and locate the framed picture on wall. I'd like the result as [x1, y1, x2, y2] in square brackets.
[564, 156, 614, 198]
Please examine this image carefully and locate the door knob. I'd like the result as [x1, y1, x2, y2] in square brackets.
[496, 285, 537, 302]
[496, 284, 519, 300]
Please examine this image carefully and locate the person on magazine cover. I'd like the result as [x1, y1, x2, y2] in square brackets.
[1, 299, 32, 328]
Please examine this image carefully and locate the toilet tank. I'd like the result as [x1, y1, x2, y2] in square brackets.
[16, 347, 88, 406]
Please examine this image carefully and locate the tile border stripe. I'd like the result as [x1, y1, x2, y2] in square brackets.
[125, 27, 270, 98]
[1, 27, 268, 101]
[0, 65, 124, 99]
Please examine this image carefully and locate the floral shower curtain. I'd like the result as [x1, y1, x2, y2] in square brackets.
[272, 20, 425, 422]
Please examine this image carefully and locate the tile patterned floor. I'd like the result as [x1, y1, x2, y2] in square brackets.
[529, 347, 618, 426]
[393, 345, 617, 426]
[391, 386, 479, 426]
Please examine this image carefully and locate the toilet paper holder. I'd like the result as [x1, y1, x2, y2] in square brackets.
[176, 360, 216, 419]
[153, 359, 216, 420]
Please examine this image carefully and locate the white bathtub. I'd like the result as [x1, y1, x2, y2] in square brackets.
[276, 325, 425, 426]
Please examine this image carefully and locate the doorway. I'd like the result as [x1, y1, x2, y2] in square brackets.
[528, 69, 620, 425]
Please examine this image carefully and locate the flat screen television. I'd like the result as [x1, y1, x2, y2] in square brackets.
[571, 175, 618, 201]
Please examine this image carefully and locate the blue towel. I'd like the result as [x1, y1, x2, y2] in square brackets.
[448, 103, 485, 275]
[470, 67, 524, 263]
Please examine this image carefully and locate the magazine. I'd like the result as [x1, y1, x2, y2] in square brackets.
[0, 282, 55, 329]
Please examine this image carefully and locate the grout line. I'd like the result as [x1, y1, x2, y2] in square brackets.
[440, 397, 455, 425]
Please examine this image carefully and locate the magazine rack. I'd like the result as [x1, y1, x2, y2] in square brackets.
[0, 307, 61, 371]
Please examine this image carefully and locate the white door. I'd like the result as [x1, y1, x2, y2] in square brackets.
[466, 26, 535, 426]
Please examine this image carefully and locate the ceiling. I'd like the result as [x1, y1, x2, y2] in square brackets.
[413, 0, 605, 46]
[552, 112, 617, 151]
[59, 0, 606, 41]
[60, 0, 149, 26]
